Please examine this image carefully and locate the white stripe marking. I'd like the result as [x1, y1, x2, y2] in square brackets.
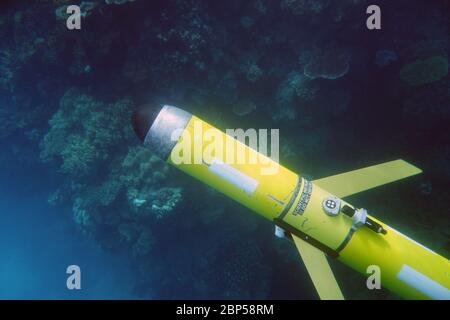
[208, 158, 258, 195]
[397, 265, 450, 300]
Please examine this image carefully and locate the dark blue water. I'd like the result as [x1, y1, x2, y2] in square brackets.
[0, 163, 137, 299]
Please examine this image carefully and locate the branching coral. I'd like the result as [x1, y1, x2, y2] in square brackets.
[148, 187, 183, 219]
[40, 89, 183, 257]
[155, 0, 212, 68]
[40, 88, 134, 176]
[60, 134, 98, 175]
[120, 147, 182, 219]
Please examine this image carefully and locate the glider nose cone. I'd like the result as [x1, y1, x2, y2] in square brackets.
[131, 104, 192, 159]
[131, 105, 160, 142]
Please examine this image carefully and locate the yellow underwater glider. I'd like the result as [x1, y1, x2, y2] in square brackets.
[132, 105, 450, 300]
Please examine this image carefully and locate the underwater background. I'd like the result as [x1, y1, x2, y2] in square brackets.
[0, 0, 448, 299]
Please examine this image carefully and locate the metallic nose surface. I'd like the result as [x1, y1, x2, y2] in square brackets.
[132, 105, 192, 160]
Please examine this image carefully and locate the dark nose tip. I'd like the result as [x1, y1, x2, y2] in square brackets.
[131, 105, 161, 142]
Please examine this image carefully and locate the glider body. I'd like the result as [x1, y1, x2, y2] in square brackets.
[132, 105, 450, 300]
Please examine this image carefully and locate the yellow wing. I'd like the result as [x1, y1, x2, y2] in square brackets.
[313, 159, 422, 198]
[292, 235, 344, 300]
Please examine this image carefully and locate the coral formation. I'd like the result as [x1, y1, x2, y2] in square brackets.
[40, 88, 133, 176]
[55, 1, 98, 20]
[120, 147, 182, 219]
[399, 56, 449, 86]
[304, 47, 350, 80]
[39, 88, 183, 257]
[272, 71, 319, 121]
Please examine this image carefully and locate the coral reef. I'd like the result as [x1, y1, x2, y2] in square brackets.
[39, 88, 183, 258]
[120, 147, 182, 220]
[40, 88, 133, 176]
[399, 56, 449, 86]
[272, 71, 319, 121]
[304, 47, 350, 80]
